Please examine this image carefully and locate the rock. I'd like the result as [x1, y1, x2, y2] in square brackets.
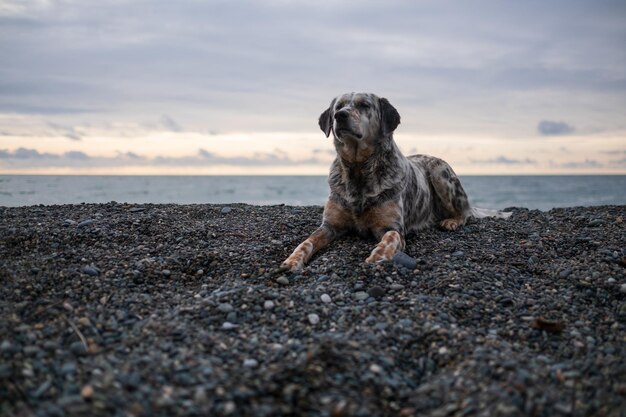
[308, 313, 320, 325]
[276, 276, 290, 285]
[620, 284, 626, 294]
[82, 265, 100, 276]
[70, 341, 87, 356]
[77, 219, 94, 228]
[161, 269, 171, 276]
[393, 251, 418, 269]
[243, 358, 258, 368]
[264, 300, 275, 310]
[353, 291, 369, 301]
[451, 250, 465, 257]
[320, 294, 332, 303]
[390, 284, 405, 291]
[368, 286, 385, 299]
[559, 269, 572, 278]
[129, 207, 145, 212]
[61, 362, 77, 375]
[222, 322, 238, 330]
[221, 207, 232, 214]
[217, 303, 234, 313]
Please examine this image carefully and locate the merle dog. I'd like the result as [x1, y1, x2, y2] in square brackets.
[280, 92, 510, 272]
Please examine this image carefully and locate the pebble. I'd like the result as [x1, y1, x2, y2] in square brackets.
[243, 358, 258, 368]
[320, 294, 332, 303]
[389, 284, 405, 291]
[82, 265, 100, 276]
[308, 313, 320, 325]
[393, 251, 417, 269]
[620, 284, 626, 294]
[607, 278, 616, 284]
[77, 219, 94, 228]
[129, 207, 145, 213]
[276, 276, 290, 285]
[217, 303, 234, 313]
[161, 269, 171, 276]
[451, 250, 465, 257]
[368, 286, 385, 299]
[61, 362, 77, 375]
[70, 341, 87, 356]
[353, 291, 369, 301]
[221, 207, 232, 214]
[221, 322, 238, 330]
[264, 300, 275, 310]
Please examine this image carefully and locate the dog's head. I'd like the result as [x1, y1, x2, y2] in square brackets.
[318, 93, 400, 141]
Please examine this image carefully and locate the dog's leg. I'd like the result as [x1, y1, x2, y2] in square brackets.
[429, 162, 471, 231]
[279, 200, 352, 272]
[365, 229, 405, 264]
[361, 201, 405, 264]
[278, 225, 338, 272]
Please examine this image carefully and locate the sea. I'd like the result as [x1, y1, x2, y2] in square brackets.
[1, 175, 625, 211]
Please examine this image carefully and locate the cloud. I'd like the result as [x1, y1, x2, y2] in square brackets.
[160, 115, 182, 132]
[0, 147, 323, 169]
[559, 159, 603, 168]
[609, 157, 626, 166]
[470, 156, 537, 165]
[537, 120, 575, 136]
[47, 122, 82, 141]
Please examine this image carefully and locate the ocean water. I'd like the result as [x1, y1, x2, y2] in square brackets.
[0, 175, 625, 211]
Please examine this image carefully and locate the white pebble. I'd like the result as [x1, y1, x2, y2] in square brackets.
[369, 364, 382, 373]
[243, 358, 258, 368]
[308, 313, 320, 325]
[620, 283, 626, 294]
[320, 294, 331, 303]
[607, 278, 616, 284]
[264, 300, 275, 310]
[221, 322, 238, 330]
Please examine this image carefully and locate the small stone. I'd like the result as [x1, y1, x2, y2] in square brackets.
[390, 284, 405, 291]
[222, 322, 238, 330]
[80, 385, 94, 398]
[353, 291, 369, 301]
[82, 266, 100, 276]
[77, 219, 94, 228]
[70, 341, 87, 356]
[63, 219, 77, 226]
[368, 286, 385, 299]
[264, 300, 275, 310]
[393, 251, 417, 269]
[129, 207, 145, 213]
[61, 362, 77, 375]
[607, 278, 616, 284]
[217, 303, 234, 313]
[243, 358, 258, 368]
[308, 313, 320, 325]
[276, 276, 290, 285]
[0, 340, 13, 353]
[320, 294, 332, 303]
[161, 270, 171, 276]
[588, 218, 604, 227]
[226, 311, 237, 323]
[559, 269, 572, 278]
[369, 364, 382, 373]
[620, 284, 626, 294]
[221, 207, 232, 214]
[451, 251, 465, 257]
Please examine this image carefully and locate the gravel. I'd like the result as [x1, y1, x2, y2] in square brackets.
[1, 202, 625, 416]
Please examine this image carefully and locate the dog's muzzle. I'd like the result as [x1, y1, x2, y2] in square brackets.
[334, 110, 362, 139]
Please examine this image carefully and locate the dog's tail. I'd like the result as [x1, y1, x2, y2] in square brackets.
[470, 207, 513, 219]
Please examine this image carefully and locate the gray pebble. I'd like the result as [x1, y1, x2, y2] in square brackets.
[70, 341, 87, 356]
[243, 358, 258, 368]
[226, 311, 237, 323]
[61, 362, 77, 375]
[82, 266, 100, 276]
[368, 286, 385, 299]
[264, 300, 275, 310]
[308, 313, 320, 325]
[77, 219, 94, 228]
[451, 250, 465, 257]
[390, 284, 405, 291]
[320, 294, 332, 303]
[221, 207, 232, 214]
[353, 291, 369, 301]
[162, 269, 171, 276]
[217, 303, 234, 313]
[276, 276, 290, 285]
[393, 251, 417, 269]
[620, 284, 626, 294]
[222, 322, 238, 330]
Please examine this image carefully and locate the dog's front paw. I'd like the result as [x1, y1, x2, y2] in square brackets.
[278, 258, 304, 273]
[365, 250, 391, 264]
[440, 218, 461, 231]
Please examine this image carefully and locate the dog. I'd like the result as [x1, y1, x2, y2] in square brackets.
[279, 92, 510, 272]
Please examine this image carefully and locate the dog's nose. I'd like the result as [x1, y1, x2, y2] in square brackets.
[334, 110, 349, 121]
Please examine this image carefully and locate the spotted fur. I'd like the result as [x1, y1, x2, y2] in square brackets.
[280, 92, 510, 272]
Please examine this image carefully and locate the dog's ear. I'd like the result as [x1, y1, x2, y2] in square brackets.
[379, 97, 401, 136]
[318, 99, 335, 137]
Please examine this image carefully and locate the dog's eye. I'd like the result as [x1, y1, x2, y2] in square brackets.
[358, 102, 370, 110]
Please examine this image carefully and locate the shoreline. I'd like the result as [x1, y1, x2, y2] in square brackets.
[1, 203, 625, 416]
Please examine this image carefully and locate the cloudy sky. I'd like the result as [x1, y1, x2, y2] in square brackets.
[1, 0, 625, 174]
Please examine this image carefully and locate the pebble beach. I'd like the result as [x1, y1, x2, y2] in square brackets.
[1, 203, 625, 416]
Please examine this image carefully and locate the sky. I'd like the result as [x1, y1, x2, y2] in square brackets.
[0, 0, 625, 175]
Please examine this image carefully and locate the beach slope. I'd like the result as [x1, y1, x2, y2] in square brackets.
[1, 203, 624, 416]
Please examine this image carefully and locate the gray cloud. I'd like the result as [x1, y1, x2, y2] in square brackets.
[470, 156, 537, 165]
[0, 1, 625, 136]
[0, 147, 323, 169]
[160, 115, 182, 132]
[47, 122, 83, 141]
[559, 159, 603, 168]
[537, 120, 575, 136]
